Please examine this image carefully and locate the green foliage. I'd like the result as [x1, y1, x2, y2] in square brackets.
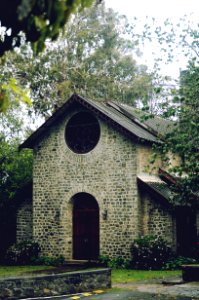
[0, 78, 31, 113]
[98, 255, 111, 266]
[98, 255, 130, 269]
[130, 235, 173, 270]
[0, 137, 33, 256]
[164, 256, 197, 270]
[108, 256, 131, 269]
[0, 0, 95, 56]
[32, 255, 65, 266]
[154, 63, 199, 206]
[0, 0, 95, 112]
[7, 3, 153, 117]
[0, 137, 33, 202]
[139, 17, 199, 206]
[0, 56, 31, 113]
[4, 241, 40, 265]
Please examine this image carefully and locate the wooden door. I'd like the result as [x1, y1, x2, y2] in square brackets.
[73, 194, 99, 260]
[176, 207, 197, 256]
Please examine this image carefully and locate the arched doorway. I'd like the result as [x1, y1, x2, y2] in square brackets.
[72, 193, 99, 260]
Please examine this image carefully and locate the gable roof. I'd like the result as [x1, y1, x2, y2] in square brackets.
[20, 94, 172, 149]
[110, 102, 175, 137]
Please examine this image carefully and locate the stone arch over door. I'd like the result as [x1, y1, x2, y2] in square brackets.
[72, 192, 99, 260]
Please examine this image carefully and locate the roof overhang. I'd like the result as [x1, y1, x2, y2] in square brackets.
[19, 94, 160, 150]
[137, 173, 173, 208]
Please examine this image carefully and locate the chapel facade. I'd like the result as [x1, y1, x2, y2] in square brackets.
[17, 94, 199, 259]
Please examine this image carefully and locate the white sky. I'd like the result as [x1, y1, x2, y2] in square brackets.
[105, 0, 198, 20]
[105, 0, 199, 78]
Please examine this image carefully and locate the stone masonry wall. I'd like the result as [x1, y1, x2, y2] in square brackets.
[33, 105, 139, 259]
[139, 192, 175, 249]
[16, 199, 32, 243]
[136, 143, 181, 175]
[0, 269, 111, 299]
[136, 145, 162, 174]
[136, 145, 176, 249]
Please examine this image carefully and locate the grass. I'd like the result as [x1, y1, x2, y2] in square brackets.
[112, 269, 182, 283]
[0, 265, 181, 283]
[0, 265, 55, 278]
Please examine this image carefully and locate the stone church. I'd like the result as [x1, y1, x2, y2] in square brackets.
[17, 94, 199, 260]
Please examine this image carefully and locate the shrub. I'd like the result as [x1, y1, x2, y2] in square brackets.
[98, 255, 110, 267]
[32, 255, 65, 266]
[98, 255, 130, 269]
[164, 256, 197, 270]
[130, 235, 173, 270]
[5, 240, 40, 265]
[108, 256, 131, 269]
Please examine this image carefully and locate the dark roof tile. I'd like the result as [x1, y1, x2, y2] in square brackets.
[137, 174, 172, 205]
[20, 94, 171, 149]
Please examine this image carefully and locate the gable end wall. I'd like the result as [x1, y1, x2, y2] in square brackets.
[32, 107, 139, 259]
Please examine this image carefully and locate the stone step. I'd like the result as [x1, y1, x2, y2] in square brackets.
[65, 260, 99, 267]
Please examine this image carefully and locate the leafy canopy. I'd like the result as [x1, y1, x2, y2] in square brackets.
[0, 136, 33, 203]
[145, 18, 199, 205]
[159, 64, 199, 205]
[0, 0, 94, 56]
[0, 0, 95, 113]
[0, 135, 33, 256]
[7, 3, 153, 117]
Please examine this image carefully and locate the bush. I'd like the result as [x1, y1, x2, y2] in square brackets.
[108, 256, 131, 269]
[130, 235, 173, 270]
[98, 255, 110, 267]
[98, 255, 130, 269]
[32, 255, 65, 266]
[164, 256, 197, 270]
[5, 240, 40, 265]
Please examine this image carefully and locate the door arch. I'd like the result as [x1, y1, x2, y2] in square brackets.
[72, 193, 99, 260]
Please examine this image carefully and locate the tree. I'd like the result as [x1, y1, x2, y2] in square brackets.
[154, 19, 199, 205]
[0, 137, 32, 202]
[0, 0, 95, 56]
[0, 0, 96, 113]
[0, 86, 33, 255]
[130, 16, 199, 205]
[7, 3, 153, 117]
[0, 136, 33, 256]
[0, 53, 31, 113]
[159, 63, 199, 206]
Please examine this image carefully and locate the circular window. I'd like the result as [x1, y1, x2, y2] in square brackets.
[65, 111, 100, 154]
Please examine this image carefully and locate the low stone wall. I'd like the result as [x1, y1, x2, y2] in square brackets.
[0, 268, 111, 299]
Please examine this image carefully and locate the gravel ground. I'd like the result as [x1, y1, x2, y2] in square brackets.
[113, 277, 199, 299]
[33, 277, 199, 300]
